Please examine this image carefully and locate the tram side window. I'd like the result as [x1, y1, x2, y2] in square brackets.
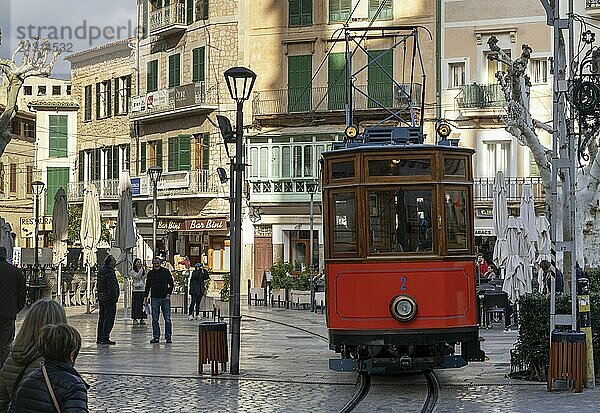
[333, 192, 357, 253]
[445, 190, 468, 250]
[331, 161, 354, 179]
[368, 188, 433, 254]
[444, 158, 466, 177]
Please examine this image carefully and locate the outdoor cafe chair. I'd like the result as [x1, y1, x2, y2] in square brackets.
[482, 290, 510, 329]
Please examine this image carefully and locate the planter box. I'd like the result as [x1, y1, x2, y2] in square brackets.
[270, 288, 286, 307]
[289, 289, 311, 309]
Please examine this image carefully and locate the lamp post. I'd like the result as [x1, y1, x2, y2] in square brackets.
[147, 166, 163, 257]
[31, 180, 45, 269]
[307, 182, 318, 272]
[224, 66, 256, 375]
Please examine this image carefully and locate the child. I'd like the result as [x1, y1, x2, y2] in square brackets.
[10, 323, 88, 412]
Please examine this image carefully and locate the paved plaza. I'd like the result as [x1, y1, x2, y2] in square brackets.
[14, 302, 600, 412]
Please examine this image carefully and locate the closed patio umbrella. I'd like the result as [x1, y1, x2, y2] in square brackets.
[80, 183, 101, 313]
[52, 188, 69, 305]
[503, 216, 530, 303]
[115, 172, 136, 319]
[492, 171, 509, 273]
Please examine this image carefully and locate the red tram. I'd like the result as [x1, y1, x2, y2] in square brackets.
[322, 134, 485, 373]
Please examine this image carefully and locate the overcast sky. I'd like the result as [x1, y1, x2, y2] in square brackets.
[1, 0, 138, 79]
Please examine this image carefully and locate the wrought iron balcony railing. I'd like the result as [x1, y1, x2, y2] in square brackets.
[68, 179, 120, 202]
[253, 83, 422, 116]
[474, 176, 545, 202]
[457, 84, 505, 109]
[149, 3, 187, 35]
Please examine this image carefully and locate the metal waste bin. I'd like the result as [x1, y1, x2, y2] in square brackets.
[547, 330, 586, 393]
[198, 322, 228, 375]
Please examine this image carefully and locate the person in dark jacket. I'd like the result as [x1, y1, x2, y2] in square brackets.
[96, 255, 119, 345]
[0, 246, 26, 367]
[144, 257, 174, 344]
[187, 263, 210, 321]
[0, 300, 67, 412]
[10, 323, 88, 413]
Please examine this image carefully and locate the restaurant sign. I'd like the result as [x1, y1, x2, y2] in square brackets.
[20, 216, 53, 238]
[158, 218, 227, 232]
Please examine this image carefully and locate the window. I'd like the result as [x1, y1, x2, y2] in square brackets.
[331, 161, 354, 179]
[289, 0, 312, 27]
[368, 158, 431, 176]
[84, 85, 92, 121]
[23, 86, 32, 96]
[529, 58, 548, 84]
[329, 0, 351, 22]
[9, 164, 17, 193]
[367, 49, 393, 108]
[487, 49, 510, 83]
[328, 53, 346, 110]
[141, 140, 163, 172]
[10, 120, 20, 136]
[140, 142, 147, 173]
[52, 85, 61, 95]
[368, 0, 393, 20]
[169, 53, 181, 87]
[444, 158, 466, 177]
[46, 167, 70, 214]
[105, 146, 120, 180]
[196, 0, 209, 20]
[49, 115, 68, 158]
[168, 135, 191, 171]
[333, 192, 357, 254]
[192, 47, 205, 83]
[90, 148, 102, 181]
[485, 142, 510, 176]
[66, 85, 72, 95]
[187, 0, 194, 24]
[449, 62, 465, 88]
[368, 188, 433, 254]
[289, 230, 318, 271]
[445, 190, 468, 250]
[26, 166, 33, 194]
[96, 80, 112, 119]
[37, 86, 46, 96]
[114, 75, 132, 115]
[78, 151, 85, 182]
[288, 55, 312, 112]
[24, 122, 35, 139]
[147, 60, 159, 92]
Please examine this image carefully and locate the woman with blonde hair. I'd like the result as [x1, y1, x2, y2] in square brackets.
[0, 299, 67, 412]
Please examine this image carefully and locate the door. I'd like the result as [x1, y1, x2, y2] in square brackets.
[288, 55, 312, 112]
[368, 49, 393, 108]
[254, 236, 273, 287]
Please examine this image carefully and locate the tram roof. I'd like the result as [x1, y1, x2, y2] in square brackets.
[322, 143, 475, 157]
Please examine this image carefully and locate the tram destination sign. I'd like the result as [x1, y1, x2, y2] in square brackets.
[157, 218, 227, 232]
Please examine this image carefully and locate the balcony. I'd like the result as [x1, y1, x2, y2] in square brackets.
[130, 81, 218, 122]
[149, 3, 187, 36]
[457, 84, 505, 109]
[68, 179, 120, 203]
[253, 83, 422, 125]
[474, 177, 545, 203]
[587, 0, 600, 16]
[249, 179, 321, 204]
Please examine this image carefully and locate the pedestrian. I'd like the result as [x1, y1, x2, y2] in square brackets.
[0, 246, 26, 367]
[144, 257, 174, 344]
[9, 323, 88, 412]
[188, 263, 209, 321]
[0, 299, 67, 411]
[129, 258, 147, 325]
[96, 255, 119, 345]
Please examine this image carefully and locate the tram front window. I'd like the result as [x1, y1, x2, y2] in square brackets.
[368, 188, 433, 254]
[445, 190, 468, 250]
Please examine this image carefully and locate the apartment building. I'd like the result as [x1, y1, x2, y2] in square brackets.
[246, 0, 437, 285]
[440, 0, 553, 256]
[132, 0, 236, 271]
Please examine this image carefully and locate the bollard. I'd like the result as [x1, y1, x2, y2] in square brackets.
[577, 277, 595, 388]
[310, 282, 315, 313]
[247, 279, 251, 304]
[285, 287, 290, 309]
[265, 280, 271, 306]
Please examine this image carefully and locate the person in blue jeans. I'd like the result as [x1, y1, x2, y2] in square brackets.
[144, 257, 175, 344]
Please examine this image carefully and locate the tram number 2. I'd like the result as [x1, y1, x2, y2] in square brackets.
[400, 276, 408, 291]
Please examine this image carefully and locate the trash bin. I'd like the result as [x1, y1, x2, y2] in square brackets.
[547, 330, 586, 393]
[198, 322, 228, 375]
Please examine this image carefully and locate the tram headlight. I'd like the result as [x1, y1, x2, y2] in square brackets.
[390, 295, 417, 322]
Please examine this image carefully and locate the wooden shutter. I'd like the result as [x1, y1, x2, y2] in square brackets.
[114, 78, 120, 115]
[96, 83, 101, 119]
[369, 0, 392, 19]
[202, 133, 210, 170]
[179, 135, 192, 171]
[155, 140, 163, 169]
[106, 80, 112, 117]
[46, 167, 70, 215]
[169, 54, 181, 87]
[192, 47, 205, 83]
[147, 60, 158, 92]
[289, 0, 300, 26]
[78, 151, 85, 181]
[187, 0, 194, 24]
[301, 0, 312, 26]
[368, 49, 393, 108]
[330, 0, 351, 22]
[26, 166, 33, 194]
[126, 76, 132, 113]
[9, 164, 17, 193]
[84, 85, 92, 121]
[288, 55, 312, 112]
[49, 115, 68, 158]
[168, 137, 176, 171]
[202, 0, 209, 20]
[140, 142, 147, 172]
[328, 53, 346, 110]
[142, 0, 149, 38]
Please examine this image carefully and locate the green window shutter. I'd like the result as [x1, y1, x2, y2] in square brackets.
[49, 115, 68, 158]
[288, 55, 312, 112]
[147, 60, 158, 92]
[156, 141, 163, 169]
[168, 137, 176, 171]
[192, 47, 205, 83]
[169, 54, 181, 87]
[106, 81, 112, 117]
[369, 0, 393, 20]
[330, 0, 351, 22]
[328, 53, 346, 110]
[95, 83, 101, 119]
[179, 135, 192, 171]
[289, 0, 300, 26]
[140, 142, 147, 173]
[114, 78, 120, 115]
[46, 167, 70, 215]
[203, 0, 209, 20]
[368, 49, 393, 108]
[187, 0, 194, 24]
[202, 133, 210, 170]
[142, 0, 149, 39]
[78, 151, 85, 182]
[84, 85, 92, 121]
[301, 0, 312, 25]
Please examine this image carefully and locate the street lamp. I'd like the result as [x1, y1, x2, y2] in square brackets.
[306, 182, 318, 273]
[147, 165, 162, 257]
[222, 66, 256, 375]
[31, 180, 45, 269]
